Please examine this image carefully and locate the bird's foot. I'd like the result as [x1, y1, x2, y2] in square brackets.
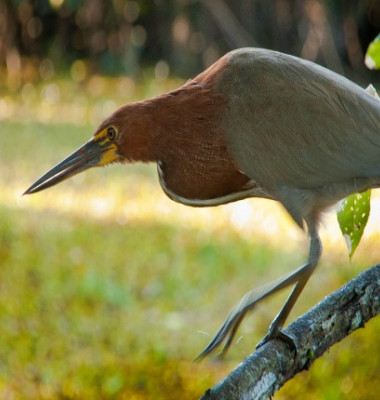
[195, 308, 247, 361]
[256, 327, 296, 354]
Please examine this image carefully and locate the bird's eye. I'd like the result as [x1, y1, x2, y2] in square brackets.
[107, 126, 116, 141]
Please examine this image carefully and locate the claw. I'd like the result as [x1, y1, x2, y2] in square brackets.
[256, 329, 297, 353]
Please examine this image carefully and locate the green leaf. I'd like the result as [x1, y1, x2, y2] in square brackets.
[337, 190, 371, 258]
[365, 33, 380, 69]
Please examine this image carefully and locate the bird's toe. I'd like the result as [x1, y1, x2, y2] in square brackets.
[256, 329, 297, 354]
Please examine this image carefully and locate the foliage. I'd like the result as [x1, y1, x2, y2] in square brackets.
[365, 33, 380, 70]
[337, 191, 371, 258]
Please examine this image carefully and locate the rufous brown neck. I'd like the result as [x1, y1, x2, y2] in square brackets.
[109, 57, 254, 204]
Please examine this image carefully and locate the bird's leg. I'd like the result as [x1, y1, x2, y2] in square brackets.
[256, 230, 322, 349]
[196, 221, 322, 360]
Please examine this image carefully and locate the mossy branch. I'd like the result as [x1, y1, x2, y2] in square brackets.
[200, 264, 380, 400]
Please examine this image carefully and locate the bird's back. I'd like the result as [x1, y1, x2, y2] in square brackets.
[212, 48, 380, 195]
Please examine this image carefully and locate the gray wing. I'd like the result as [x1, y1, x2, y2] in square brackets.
[218, 48, 380, 190]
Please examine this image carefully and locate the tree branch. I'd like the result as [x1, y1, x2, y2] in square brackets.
[200, 263, 380, 400]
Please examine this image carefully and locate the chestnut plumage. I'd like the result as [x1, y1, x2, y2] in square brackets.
[25, 48, 380, 359]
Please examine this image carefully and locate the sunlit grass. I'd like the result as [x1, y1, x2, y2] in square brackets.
[1, 78, 380, 399]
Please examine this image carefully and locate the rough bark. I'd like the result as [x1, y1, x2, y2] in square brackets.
[200, 263, 380, 400]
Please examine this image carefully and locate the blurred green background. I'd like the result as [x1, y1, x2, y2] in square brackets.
[1, 0, 380, 399]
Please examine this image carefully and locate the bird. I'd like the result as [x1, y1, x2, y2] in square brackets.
[25, 47, 380, 359]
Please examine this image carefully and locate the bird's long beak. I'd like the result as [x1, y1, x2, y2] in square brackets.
[24, 138, 120, 195]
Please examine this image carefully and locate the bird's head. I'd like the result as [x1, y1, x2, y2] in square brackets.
[24, 114, 128, 195]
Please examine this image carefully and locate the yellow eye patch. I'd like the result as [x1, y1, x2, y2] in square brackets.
[92, 128, 120, 166]
[94, 127, 117, 146]
[98, 143, 119, 166]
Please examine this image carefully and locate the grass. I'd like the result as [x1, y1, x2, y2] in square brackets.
[1, 77, 380, 399]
